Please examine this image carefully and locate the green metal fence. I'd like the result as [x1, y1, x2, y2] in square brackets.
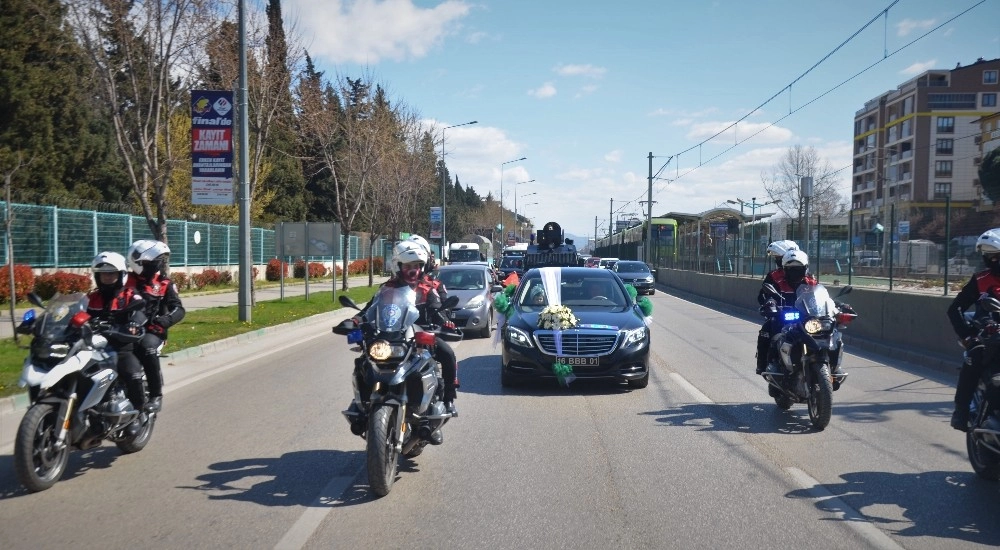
[0, 202, 375, 269]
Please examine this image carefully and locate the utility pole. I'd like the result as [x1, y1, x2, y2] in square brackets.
[646, 152, 653, 264]
[609, 198, 614, 240]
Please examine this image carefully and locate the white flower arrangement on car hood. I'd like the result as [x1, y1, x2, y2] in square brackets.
[537, 304, 578, 330]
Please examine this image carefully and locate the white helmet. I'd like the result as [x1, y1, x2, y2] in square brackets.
[976, 228, 1000, 255]
[766, 240, 799, 258]
[127, 239, 171, 276]
[782, 249, 809, 267]
[392, 241, 428, 283]
[407, 234, 435, 272]
[91, 251, 129, 290]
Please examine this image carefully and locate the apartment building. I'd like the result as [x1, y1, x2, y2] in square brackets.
[851, 57, 1000, 231]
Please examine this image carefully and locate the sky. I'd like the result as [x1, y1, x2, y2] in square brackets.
[278, 0, 999, 243]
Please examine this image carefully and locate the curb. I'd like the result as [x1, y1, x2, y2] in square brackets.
[0, 309, 349, 417]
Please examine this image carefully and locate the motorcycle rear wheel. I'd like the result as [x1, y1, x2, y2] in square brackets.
[367, 406, 400, 496]
[967, 429, 1000, 481]
[14, 404, 70, 493]
[807, 364, 834, 430]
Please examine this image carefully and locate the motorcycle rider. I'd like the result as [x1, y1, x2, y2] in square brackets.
[87, 252, 148, 422]
[946, 227, 1000, 432]
[346, 240, 458, 445]
[758, 248, 819, 374]
[407, 235, 460, 415]
[126, 239, 186, 413]
[755, 240, 800, 374]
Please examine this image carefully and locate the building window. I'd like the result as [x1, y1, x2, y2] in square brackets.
[934, 182, 952, 199]
[935, 160, 953, 178]
[928, 93, 977, 109]
[936, 138, 954, 155]
[937, 116, 955, 133]
[984, 93, 998, 107]
[986, 70, 999, 85]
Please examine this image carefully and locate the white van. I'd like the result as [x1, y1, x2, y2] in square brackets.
[598, 257, 620, 269]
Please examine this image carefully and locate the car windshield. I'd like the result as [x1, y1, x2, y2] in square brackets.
[517, 274, 627, 310]
[615, 262, 649, 273]
[438, 269, 485, 290]
[500, 257, 523, 269]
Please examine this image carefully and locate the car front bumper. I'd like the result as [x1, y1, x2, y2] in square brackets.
[451, 303, 491, 332]
[501, 331, 649, 383]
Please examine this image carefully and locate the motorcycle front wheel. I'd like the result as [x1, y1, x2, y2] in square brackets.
[14, 404, 70, 493]
[967, 426, 1000, 481]
[807, 364, 834, 430]
[367, 405, 400, 496]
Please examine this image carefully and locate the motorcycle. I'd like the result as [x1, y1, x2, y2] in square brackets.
[13, 292, 156, 492]
[759, 283, 856, 430]
[332, 287, 462, 496]
[960, 296, 1000, 480]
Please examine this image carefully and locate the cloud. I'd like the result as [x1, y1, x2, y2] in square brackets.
[605, 150, 623, 163]
[554, 64, 607, 78]
[465, 31, 488, 44]
[901, 59, 937, 76]
[685, 120, 793, 145]
[896, 18, 936, 37]
[574, 84, 598, 98]
[648, 107, 721, 118]
[290, 0, 472, 64]
[528, 82, 557, 98]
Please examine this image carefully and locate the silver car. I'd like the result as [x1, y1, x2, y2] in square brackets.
[434, 264, 503, 338]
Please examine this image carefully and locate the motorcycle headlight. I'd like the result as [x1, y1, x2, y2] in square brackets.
[804, 318, 823, 334]
[368, 340, 393, 361]
[466, 295, 484, 309]
[623, 326, 647, 347]
[47, 343, 70, 359]
[506, 326, 534, 348]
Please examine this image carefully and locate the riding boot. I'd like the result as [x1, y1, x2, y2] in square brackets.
[125, 378, 146, 412]
[443, 385, 458, 417]
[756, 332, 770, 375]
[952, 364, 980, 432]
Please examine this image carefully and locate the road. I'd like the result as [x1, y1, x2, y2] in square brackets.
[0, 287, 998, 549]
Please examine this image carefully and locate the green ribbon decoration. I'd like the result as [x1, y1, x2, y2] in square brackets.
[552, 361, 574, 387]
[625, 284, 638, 299]
[625, 284, 652, 317]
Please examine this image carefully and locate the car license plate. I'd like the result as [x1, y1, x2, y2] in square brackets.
[558, 356, 599, 366]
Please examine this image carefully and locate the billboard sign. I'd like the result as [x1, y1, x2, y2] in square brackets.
[191, 90, 234, 205]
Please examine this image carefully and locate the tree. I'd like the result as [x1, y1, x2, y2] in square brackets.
[0, 0, 125, 204]
[761, 145, 848, 223]
[980, 148, 1000, 204]
[67, 0, 216, 243]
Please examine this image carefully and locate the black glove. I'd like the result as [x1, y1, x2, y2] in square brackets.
[147, 323, 166, 337]
[127, 320, 143, 335]
[443, 321, 456, 330]
[838, 303, 855, 314]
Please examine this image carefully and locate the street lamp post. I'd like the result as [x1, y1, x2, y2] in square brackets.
[499, 157, 526, 246]
[729, 197, 780, 277]
[513, 179, 535, 240]
[520, 201, 539, 240]
[440, 120, 477, 253]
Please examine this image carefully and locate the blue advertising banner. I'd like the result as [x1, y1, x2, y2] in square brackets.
[191, 90, 234, 205]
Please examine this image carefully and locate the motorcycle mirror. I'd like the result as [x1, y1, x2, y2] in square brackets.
[28, 292, 44, 308]
[339, 295, 360, 310]
[762, 283, 779, 296]
[441, 295, 459, 309]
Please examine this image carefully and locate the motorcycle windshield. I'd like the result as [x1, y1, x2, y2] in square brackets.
[34, 292, 88, 340]
[794, 284, 837, 318]
[363, 285, 420, 333]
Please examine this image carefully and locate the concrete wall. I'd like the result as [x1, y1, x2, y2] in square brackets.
[657, 268, 959, 370]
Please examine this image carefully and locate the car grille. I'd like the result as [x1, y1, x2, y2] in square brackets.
[534, 329, 620, 356]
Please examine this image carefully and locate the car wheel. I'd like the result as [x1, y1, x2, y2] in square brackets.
[627, 372, 649, 389]
[480, 310, 493, 339]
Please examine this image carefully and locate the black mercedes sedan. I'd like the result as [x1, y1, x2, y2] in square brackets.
[500, 266, 650, 389]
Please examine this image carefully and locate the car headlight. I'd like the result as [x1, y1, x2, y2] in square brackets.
[506, 326, 534, 348]
[622, 326, 647, 347]
[644, 276, 654, 283]
[466, 295, 484, 309]
[804, 318, 823, 335]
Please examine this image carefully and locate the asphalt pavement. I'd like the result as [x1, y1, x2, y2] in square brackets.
[0, 274, 387, 450]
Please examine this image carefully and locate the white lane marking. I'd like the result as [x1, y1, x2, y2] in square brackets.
[785, 467, 905, 550]
[668, 372, 713, 403]
[274, 475, 358, 550]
